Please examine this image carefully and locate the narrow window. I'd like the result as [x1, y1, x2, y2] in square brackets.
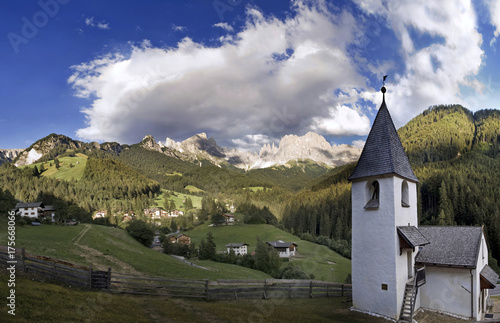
[364, 181, 379, 209]
[401, 180, 410, 207]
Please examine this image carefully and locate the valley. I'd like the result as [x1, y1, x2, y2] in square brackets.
[0, 105, 499, 296]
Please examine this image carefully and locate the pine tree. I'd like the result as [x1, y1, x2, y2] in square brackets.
[438, 181, 454, 225]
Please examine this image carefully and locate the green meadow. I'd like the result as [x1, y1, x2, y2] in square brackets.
[153, 189, 202, 211]
[0, 217, 268, 280]
[186, 223, 351, 282]
[19, 153, 88, 181]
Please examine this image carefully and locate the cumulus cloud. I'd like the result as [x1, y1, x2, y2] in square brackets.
[232, 134, 273, 152]
[488, 0, 500, 37]
[70, 0, 487, 149]
[213, 22, 234, 32]
[311, 105, 371, 136]
[69, 0, 369, 147]
[352, 140, 366, 149]
[85, 17, 110, 30]
[353, 0, 484, 127]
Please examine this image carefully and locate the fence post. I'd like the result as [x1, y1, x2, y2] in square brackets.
[89, 266, 93, 288]
[107, 267, 112, 290]
[341, 284, 344, 297]
[205, 280, 209, 301]
[21, 248, 26, 272]
[263, 280, 268, 299]
[52, 261, 57, 279]
[309, 281, 313, 298]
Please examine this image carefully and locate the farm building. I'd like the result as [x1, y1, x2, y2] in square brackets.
[266, 241, 297, 258]
[225, 243, 248, 255]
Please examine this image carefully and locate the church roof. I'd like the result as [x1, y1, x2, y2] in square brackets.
[397, 226, 429, 248]
[480, 265, 499, 288]
[348, 90, 418, 183]
[415, 226, 483, 268]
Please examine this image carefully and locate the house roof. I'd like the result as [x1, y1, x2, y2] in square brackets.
[43, 205, 55, 211]
[15, 202, 44, 208]
[397, 226, 430, 248]
[267, 241, 297, 248]
[480, 265, 499, 288]
[348, 90, 418, 183]
[415, 226, 483, 268]
[226, 243, 248, 248]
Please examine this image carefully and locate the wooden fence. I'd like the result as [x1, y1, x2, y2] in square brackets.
[0, 247, 108, 289]
[0, 246, 351, 300]
[109, 273, 351, 300]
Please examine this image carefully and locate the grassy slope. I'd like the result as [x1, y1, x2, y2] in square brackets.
[153, 189, 202, 211]
[187, 224, 351, 282]
[185, 184, 204, 193]
[18, 153, 88, 181]
[0, 271, 384, 323]
[0, 217, 268, 280]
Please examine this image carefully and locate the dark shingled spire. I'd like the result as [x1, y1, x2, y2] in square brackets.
[348, 87, 418, 182]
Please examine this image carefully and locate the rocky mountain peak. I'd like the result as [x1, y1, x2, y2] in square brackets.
[141, 135, 162, 152]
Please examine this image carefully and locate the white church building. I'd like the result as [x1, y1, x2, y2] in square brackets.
[348, 86, 498, 321]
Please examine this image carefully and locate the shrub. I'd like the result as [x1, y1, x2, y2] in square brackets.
[126, 219, 154, 247]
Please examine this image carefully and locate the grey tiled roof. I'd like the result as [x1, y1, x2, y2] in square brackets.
[267, 241, 297, 248]
[480, 265, 499, 287]
[415, 226, 483, 268]
[348, 97, 418, 182]
[225, 243, 248, 247]
[397, 226, 430, 247]
[15, 202, 44, 208]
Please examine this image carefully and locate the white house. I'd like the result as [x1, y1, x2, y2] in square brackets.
[226, 243, 248, 255]
[15, 202, 46, 218]
[348, 86, 498, 321]
[266, 241, 297, 258]
[223, 213, 235, 223]
[93, 210, 107, 219]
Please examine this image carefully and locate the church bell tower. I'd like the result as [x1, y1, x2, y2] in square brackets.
[348, 86, 427, 320]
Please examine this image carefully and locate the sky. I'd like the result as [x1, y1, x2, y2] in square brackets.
[1, 0, 500, 151]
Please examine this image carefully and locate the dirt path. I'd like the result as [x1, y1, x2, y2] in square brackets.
[72, 224, 142, 275]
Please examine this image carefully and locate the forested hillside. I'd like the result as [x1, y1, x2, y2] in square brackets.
[0, 157, 159, 220]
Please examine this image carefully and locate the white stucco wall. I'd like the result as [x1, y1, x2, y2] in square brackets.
[393, 177, 420, 315]
[420, 266, 473, 318]
[420, 231, 489, 320]
[352, 176, 420, 319]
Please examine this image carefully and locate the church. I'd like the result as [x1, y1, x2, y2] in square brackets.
[348, 86, 498, 321]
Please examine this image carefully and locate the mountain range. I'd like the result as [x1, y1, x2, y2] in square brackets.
[5, 131, 361, 170]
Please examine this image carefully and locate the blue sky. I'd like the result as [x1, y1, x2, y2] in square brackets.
[1, 0, 500, 151]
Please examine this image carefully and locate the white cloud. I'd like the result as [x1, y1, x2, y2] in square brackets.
[69, 0, 369, 147]
[70, 0, 487, 148]
[213, 22, 234, 32]
[85, 17, 110, 30]
[488, 0, 500, 37]
[232, 134, 273, 152]
[311, 105, 371, 136]
[353, 0, 484, 127]
[171, 24, 186, 32]
[352, 140, 366, 149]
